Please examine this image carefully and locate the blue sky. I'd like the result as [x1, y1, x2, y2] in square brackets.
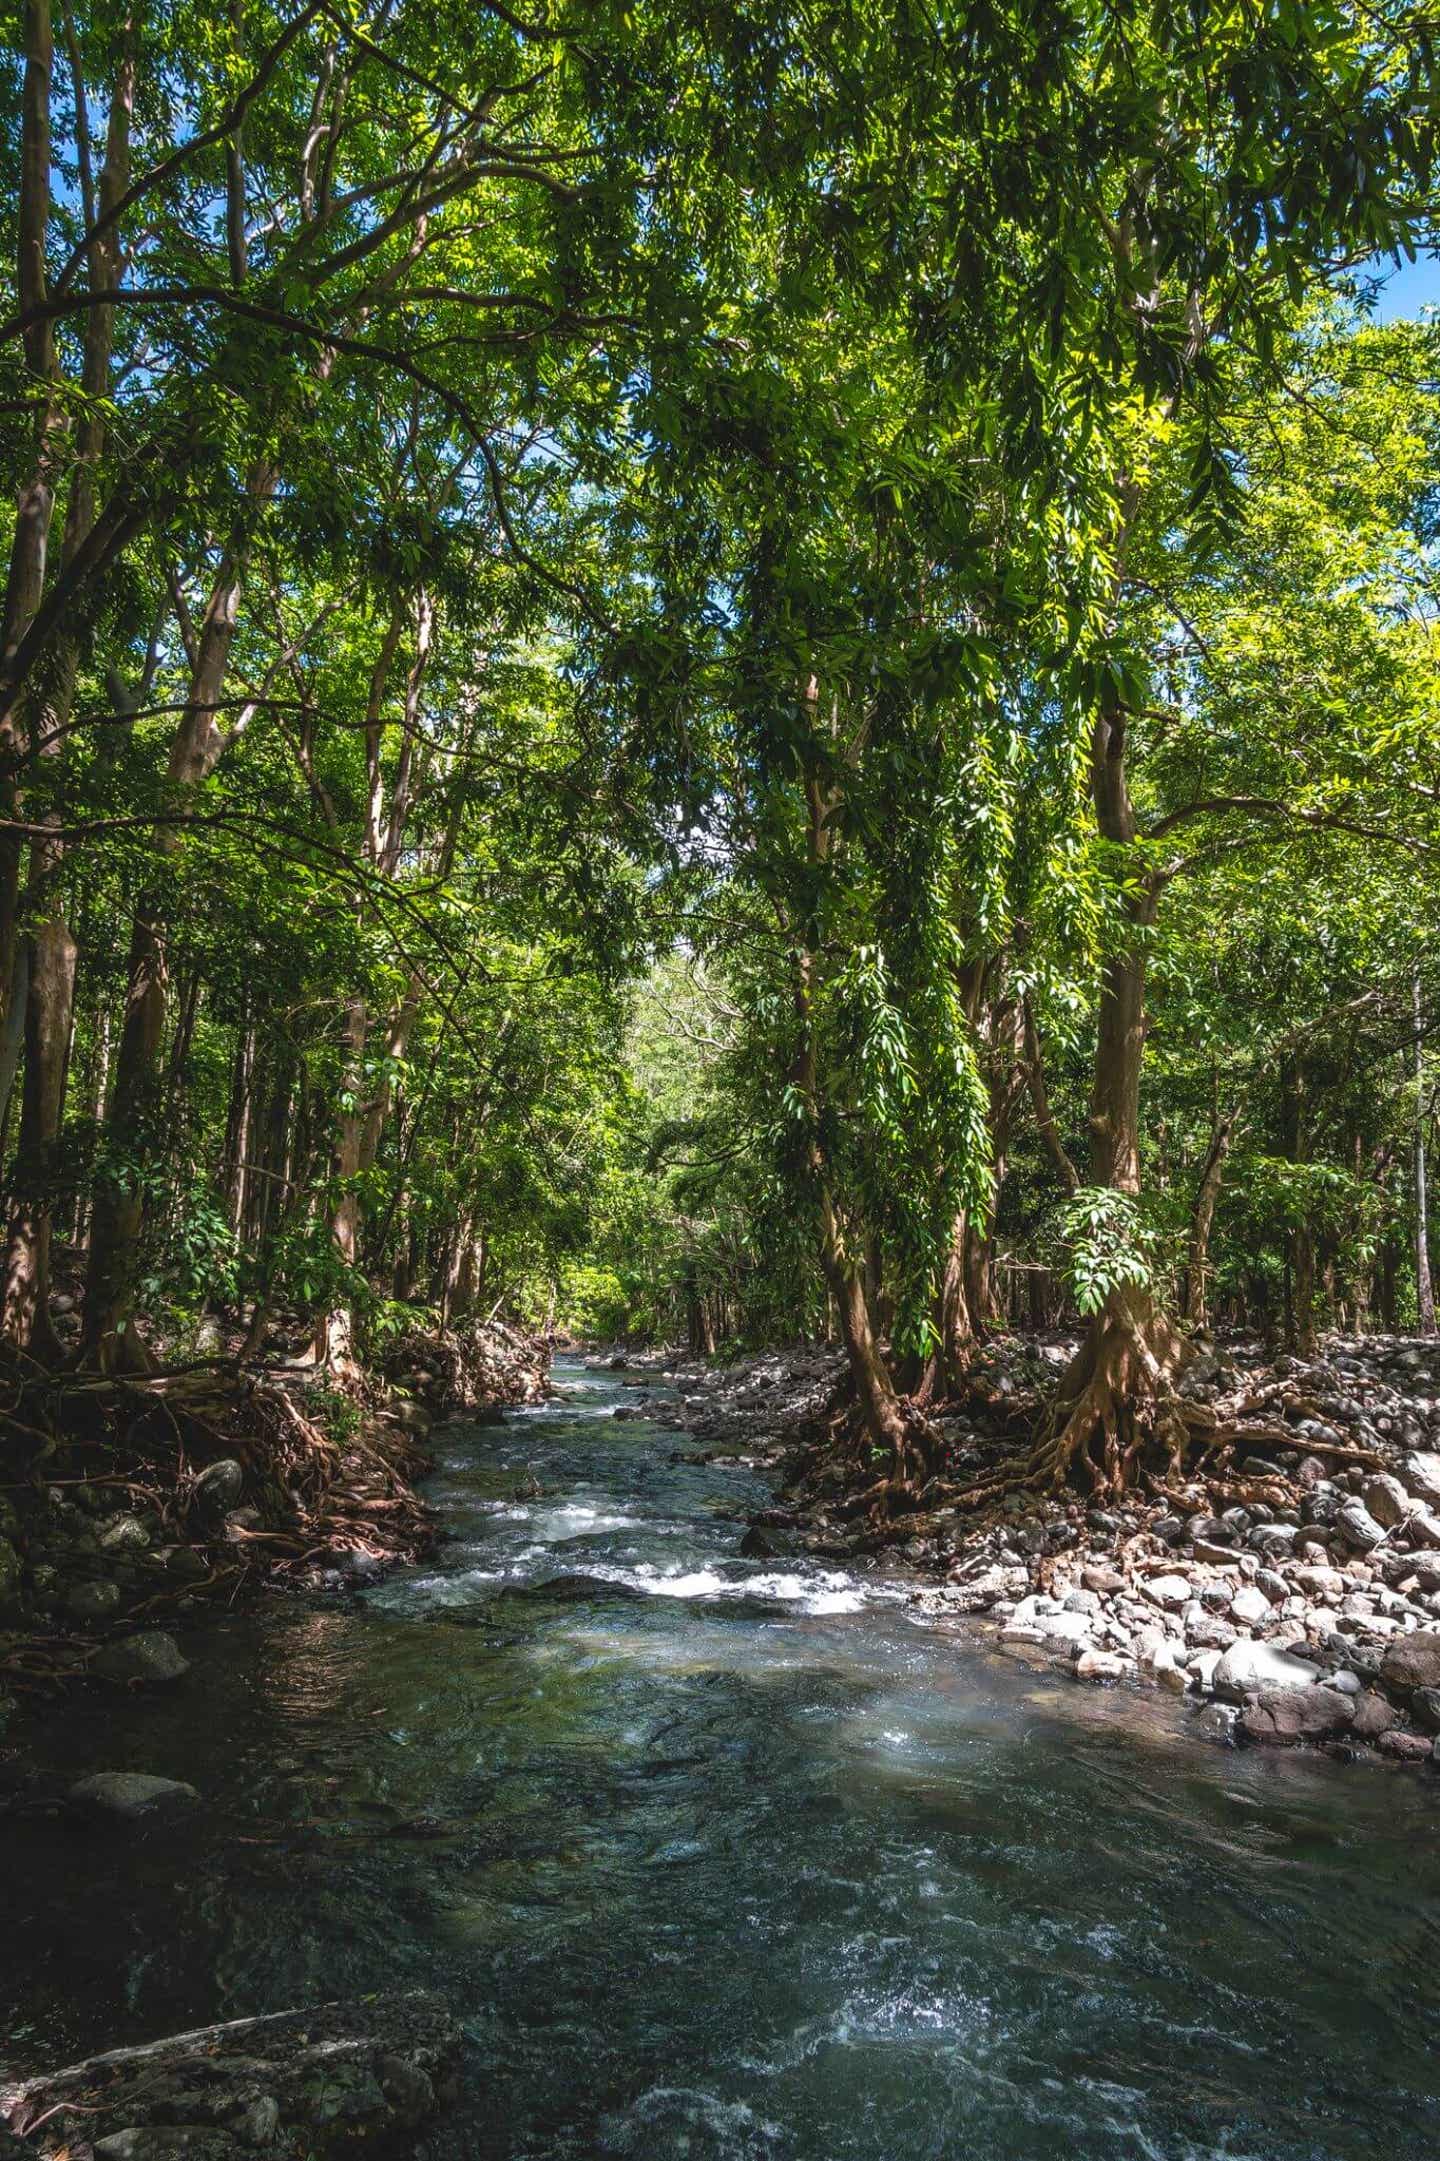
[1370, 250, 1440, 321]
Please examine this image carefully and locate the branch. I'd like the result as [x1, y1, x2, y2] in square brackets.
[51, 1, 328, 298]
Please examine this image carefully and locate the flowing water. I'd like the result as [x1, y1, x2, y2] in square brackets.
[4, 1361, 1440, 2159]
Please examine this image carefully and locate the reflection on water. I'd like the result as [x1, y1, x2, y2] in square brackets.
[3, 1362, 1439, 2158]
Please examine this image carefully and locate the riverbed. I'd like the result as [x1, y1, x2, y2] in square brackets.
[3, 1361, 1438, 2158]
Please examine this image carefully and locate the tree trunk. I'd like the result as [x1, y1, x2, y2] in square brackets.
[1040, 692, 1194, 1489]
[1183, 1111, 1237, 1328]
[1415, 969, 1435, 1335]
[788, 727, 907, 1467]
[1281, 1057, 1316, 1354]
[0, 917, 75, 1361]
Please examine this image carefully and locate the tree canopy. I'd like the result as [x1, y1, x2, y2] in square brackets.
[1, 0, 1437, 1488]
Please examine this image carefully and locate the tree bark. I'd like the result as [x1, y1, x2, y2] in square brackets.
[1183, 1110, 1237, 1328]
[1040, 690, 1194, 1488]
[1415, 968, 1435, 1335]
[788, 737, 906, 1466]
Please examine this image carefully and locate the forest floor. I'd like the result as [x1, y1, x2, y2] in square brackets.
[0, 1314, 549, 1736]
[609, 1332, 1440, 1767]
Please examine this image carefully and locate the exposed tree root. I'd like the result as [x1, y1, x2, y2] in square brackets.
[1027, 1288, 1206, 1495]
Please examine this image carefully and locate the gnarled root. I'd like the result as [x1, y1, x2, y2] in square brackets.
[1029, 1288, 1203, 1496]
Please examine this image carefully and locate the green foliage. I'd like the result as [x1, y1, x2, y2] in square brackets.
[1057, 1188, 1157, 1317]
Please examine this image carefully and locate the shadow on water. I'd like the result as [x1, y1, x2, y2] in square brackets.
[3, 1361, 1439, 2158]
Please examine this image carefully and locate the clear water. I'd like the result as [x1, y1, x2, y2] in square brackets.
[4, 1361, 1439, 2158]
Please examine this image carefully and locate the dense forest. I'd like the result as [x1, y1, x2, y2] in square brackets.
[1, 0, 1437, 1498]
[7, 8, 1440, 2158]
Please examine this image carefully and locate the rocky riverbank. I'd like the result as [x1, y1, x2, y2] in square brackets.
[0, 1992, 461, 2158]
[602, 1333, 1440, 1765]
[0, 1320, 550, 1736]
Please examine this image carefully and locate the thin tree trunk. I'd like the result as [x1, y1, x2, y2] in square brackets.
[1415, 968, 1435, 1335]
[1183, 1111, 1237, 1328]
[84, 479, 269, 1367]
[1041, 689, 1193, 1488]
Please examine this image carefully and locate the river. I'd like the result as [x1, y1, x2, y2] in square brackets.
[3, 1360, 1439, 2158]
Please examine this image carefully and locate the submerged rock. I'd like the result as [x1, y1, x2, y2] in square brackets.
[69, 1773, 200, 1820]
[91, 1632, 190, 1685]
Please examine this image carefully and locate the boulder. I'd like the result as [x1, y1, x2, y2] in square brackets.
[1240, 1686, 1355, 1745]
[69, 1774, 200, 1820]
[1380, 1630, 1440, 1695]
[1376, 1729, 1433, 1763]
[1192, 1702, 1239, 1746]
[192, 1460, 244, 1525]
[0, 1992, 460, 2159]
[1213, 1638, 1320, 1700]
[1350, 1691, 1394, 1739]
[91, 1632, 189, 1685]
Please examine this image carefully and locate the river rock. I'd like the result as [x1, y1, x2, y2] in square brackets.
[164, 1547, 212, 1583]
[1141, 1573, 1192, 1612]
[1184, 1608, 1236, 1651]
[1229, 1585, 1271, 1626]
[64, 1578, 122, 1623]
[1192, 1702, 1239, 1745]
[1081, 1564, 1124, 1594]
[1213, 1639, 1320, 1700]
[1074, 1648, 1126, 1681]
[91, 1632, 189, 1685]
[1350, 1691, 1395, 1739]
[1376, 1728, 1433, 1762]
[0, 1991, 460, 2158]
[1380, 1630, 1440, 1694]
[1362, 1473, 1414, 1529]
[1403, 1452, 1440, 1507]
[1293, 1564, 1345, 1597]
[1241, 1685, 1355, 1745]
[1210, 1633, 1314, 1702]
[1335, 1498, 1387, 1552]
[69, 1774, 201, 1820]
[1409, 1687, 1440, 1731]
[192, 1459, 244, 1525]
[99, 1513, 152, 1554]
